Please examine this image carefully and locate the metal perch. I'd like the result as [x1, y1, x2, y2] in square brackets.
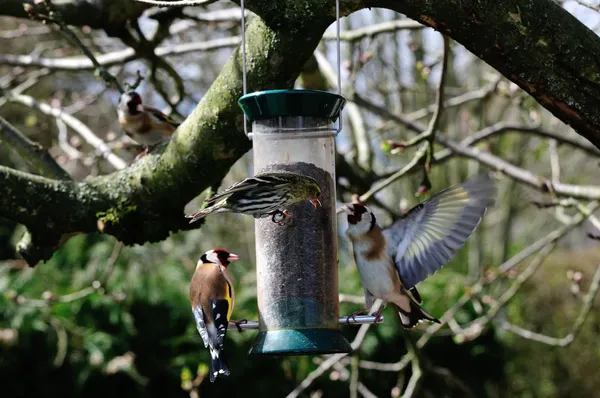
[228, 315, 385, 331]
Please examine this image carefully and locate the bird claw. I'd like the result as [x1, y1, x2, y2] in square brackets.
[270, 209, 293, 226]
[344, 308, 368, 324]
[133, 148, 150, 162]
[370, 310, 383, 323]
[231, 319, 248, 332]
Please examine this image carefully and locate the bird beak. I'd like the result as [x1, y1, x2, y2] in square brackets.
[341, 203, 355, 215]
[228, 253, 240, 262]
[136, 104, 144, 113]
[310, 199, 321, 209]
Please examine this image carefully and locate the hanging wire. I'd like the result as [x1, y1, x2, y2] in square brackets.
[240, 0, 344, 137]
[240, 0, 248, 136]
[336, 0, 341, 97]
[335, 0, 343, 133]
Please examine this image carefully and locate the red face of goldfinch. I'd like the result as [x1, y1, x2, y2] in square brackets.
[201, 248, 240, 267]
[117, 90, 180, 159]
[122, 91, 143, 115]
[342, 202, 377, 234]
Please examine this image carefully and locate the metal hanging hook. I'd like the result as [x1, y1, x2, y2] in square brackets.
[239, 0, 343, 138]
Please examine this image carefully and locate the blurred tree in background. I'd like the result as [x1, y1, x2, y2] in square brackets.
[1, 0, 600, 397]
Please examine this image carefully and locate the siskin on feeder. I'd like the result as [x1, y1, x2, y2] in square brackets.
[186, 172, 322, 224]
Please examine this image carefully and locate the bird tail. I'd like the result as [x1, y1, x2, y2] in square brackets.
[208, 347, 230, 383]
[186, 202, 225, 223]
[395, 297, 440, 329]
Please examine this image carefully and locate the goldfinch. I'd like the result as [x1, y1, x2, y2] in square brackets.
[186, 172, 322, 224]
[342, 174, 496, 328]
[117, 90, 180, 159]
[190, 248, 243, 383]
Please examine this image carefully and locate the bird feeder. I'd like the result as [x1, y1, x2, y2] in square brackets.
[234, 0, 380, 356]
[239, 90, 351, 355]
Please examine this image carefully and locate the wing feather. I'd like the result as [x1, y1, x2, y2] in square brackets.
[209, 299, 230, 351]
[144, 105, 180, 127]
[383, 174, 496, 288]
[192, 306, 210, 348]
[203, 173, 294, 205]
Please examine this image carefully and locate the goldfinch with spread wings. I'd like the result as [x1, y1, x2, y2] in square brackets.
[343, 174, 496, 328]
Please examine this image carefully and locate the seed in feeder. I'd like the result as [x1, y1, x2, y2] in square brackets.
[255, 162, 338, 329]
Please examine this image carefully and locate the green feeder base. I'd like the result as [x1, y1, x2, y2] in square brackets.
[248, 328, 352, 356]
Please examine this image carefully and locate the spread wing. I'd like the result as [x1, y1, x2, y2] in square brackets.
[204, 173, 295, 206]
[383, 174, 496, 288]
[144, 105, 180, 128]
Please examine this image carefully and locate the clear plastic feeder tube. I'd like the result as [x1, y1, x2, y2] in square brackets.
[239, 90, 351, 355]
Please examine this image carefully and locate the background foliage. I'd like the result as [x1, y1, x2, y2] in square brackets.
[2, 1, 600, 397]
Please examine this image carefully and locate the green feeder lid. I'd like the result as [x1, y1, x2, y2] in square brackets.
[238, 89, 346, 122]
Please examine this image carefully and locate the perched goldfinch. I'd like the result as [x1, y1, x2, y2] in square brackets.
[190, 248, 242, 383]
[117, 90, 179, 159]
[342, 174, 496, 328]
[186, 172, 322, 224]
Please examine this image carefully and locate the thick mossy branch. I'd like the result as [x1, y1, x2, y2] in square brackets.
[3, 0, 600, 264]
[0, 6, 335, 265]
[366, 0, 600, 148]
[2, 0, 599, 145]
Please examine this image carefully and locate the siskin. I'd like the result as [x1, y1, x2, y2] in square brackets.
[186, 172, 322, 224]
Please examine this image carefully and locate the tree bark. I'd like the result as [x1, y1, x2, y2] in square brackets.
[1, 0, 600, 265]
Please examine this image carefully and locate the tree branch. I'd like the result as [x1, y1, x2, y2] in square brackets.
[364, 0, 600, 149]
[0, 116, 70, 179]
[502, 264, 600, 346]
[1, 2, 337, 265]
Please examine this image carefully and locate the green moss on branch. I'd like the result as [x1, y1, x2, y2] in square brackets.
[0, 5, 336, 266]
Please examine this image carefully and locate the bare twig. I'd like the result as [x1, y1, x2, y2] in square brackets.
[286, 301, 381, 398]
[414, 202, 599, 347]
[325, 19, 424, 41]
[314, 50, 371, 171]
[26, 0, 123, 92]
[502, 264, 600, 346]
[15, 283, 101, 308]
[357, 143, 427, 203]
[55, 118, 81, 160]
[6, 93, 127, 170]
[0, 37, 240, 71]
[353, 91, 600, 200]
[572, 0, 600, 12]
[459, 242, 556, 340]
[0, 116, 70, 179]
[350, 355, 359, 398]
[391, 35, 450, 173]
[339, 294, 367, 304]
[405, 77, 501, 121]
[401, 354, 422, 398]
